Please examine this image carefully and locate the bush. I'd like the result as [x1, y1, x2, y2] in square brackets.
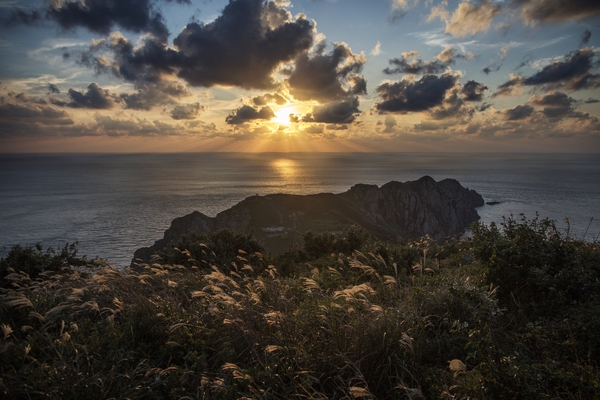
[471, 215, 600, 316]
[0, 242, 88, 287]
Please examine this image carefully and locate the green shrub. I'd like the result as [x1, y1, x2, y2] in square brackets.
[0, 242, 89, 287]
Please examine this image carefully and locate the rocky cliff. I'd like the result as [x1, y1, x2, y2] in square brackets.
[133, 176, 484, 262]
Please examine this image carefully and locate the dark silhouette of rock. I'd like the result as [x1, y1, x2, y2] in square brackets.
[133, 176, 484, 263]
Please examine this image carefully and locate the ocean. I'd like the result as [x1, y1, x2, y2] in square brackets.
[1, 152, 598, 267]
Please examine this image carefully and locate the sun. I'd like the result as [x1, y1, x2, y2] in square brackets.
[273, 106, 297, 126]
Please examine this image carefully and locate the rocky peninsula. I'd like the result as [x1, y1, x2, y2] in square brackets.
[133, 176, 484, 262]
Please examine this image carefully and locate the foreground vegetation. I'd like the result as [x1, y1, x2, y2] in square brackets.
[1, 217, 599, 399]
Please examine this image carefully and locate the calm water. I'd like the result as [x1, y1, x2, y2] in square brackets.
[1, 152, 599, 267]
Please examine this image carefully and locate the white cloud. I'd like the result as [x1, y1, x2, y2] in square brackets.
[371, 41, 382, 56]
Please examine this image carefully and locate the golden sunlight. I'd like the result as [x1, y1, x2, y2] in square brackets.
[273, 106, 297, 126]
[271, 158, 297, 181]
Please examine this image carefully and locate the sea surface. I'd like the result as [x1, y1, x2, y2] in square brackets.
[1, 152, 599, 267]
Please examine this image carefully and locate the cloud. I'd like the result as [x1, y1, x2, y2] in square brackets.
[580, 30, 592, 47]
[529, 91, 574, 108]
[585, 98, 599, 104]
[0, 100, 74, 136]
[9, 0, 190, 43]
[483, 63, 501, 75]
[428, 0, 502, 38]
[226, 105, 275, 125]
[301, 96, 360, 124]
[515, 53, 534, 70]
[530, 91, 576, 119]
[522, 48, 598, 89]
[495, 48, 600, 95]
[500, 46, 509, 60]
[392, 0, 419, 10]
[170, 102, 203, 120]
[252, 93, 287, 106]
[80, 0, 315, 90]
[93, 113, 181, 136]
[476, 102, 493, 112]
[492, 74, 525, 97]
[50, 80, 192, 111]
[516, 0, 600, 24]
[174, 1, 314, 89]
[47, 83, 60, 94]
[374, 73, 458, 113]
[502, 104, 534, 120]
[10, 92, 48, 105]
[461, 80, 488, 101]
[287, 42, 366, 102]
[67, 83, 116, 109]
[302, 124, 325, 135]
[371, 41, 382, 56]
[120, 81, 192, 110]
[383, 115, 397, 133]
[384, 47, 473, 75]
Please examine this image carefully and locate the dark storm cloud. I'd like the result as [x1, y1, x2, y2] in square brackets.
[476, 102, 493, 112]
[483, 63, 501, 75]
[0, 101, 74, 131]
[47, 84, 60, 94]
[461, 80, 488, 101]
[522, 48, 598, 89]
[580, 30, 592, 47]
[384, 51, 446, 75]
[530, 91, 576, 119]
[513, 0, 600, 24]
[384, 47, 473, 75]
[225, 105, 275, 125]
[252, 93, 287, 106]
[374, 74, 457, 113]
[301, 96, 360, 124]
[80, 0, 314, 90]
[585, 98, 599, 104]
[120, 81, 191, 110]
[67, 83, 116, 109]
[287, 42, 366, 102]
[173, 0, 314, 89]
[9, 0, 190, 43]
[11, 92, 48, 105]
[495, 48, 600, 95]
[78, 33, 181, 84]
[529, 91, 574, 107]
[541, 106, 571, 119]
[502, 104, 534, 120]
[170, 103, 203, 120]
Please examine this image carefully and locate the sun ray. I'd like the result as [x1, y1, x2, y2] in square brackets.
[273, 106, 298, 126]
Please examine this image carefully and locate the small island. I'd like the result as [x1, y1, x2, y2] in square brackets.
[134, 176, 484, 262]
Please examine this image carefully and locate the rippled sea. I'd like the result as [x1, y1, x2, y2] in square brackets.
[1, 152, 598, 267]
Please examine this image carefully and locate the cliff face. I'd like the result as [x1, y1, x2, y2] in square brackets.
[133, 176, 484, 262]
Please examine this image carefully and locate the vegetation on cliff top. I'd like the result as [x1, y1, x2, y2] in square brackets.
[1, 217, 599, 399]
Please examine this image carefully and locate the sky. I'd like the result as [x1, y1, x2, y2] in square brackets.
[0, 0, 599, 153]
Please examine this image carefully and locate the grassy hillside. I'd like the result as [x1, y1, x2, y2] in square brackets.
[1, 217, 599, 399]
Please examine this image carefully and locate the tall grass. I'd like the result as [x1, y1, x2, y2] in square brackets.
[1, 220, 599, 399]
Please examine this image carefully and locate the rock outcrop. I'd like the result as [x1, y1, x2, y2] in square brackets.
[133, 176, 484, 262]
